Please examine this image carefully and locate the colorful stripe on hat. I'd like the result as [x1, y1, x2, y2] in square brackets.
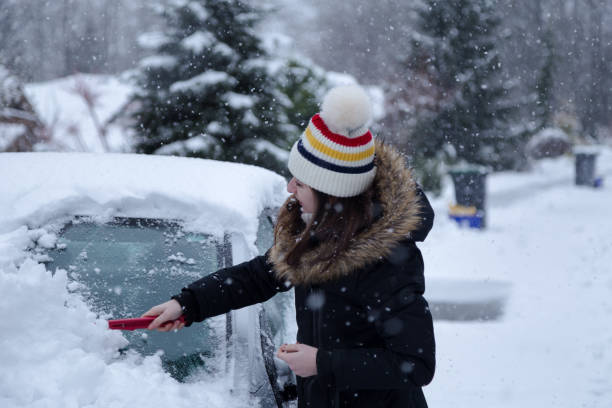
[296, 139, 375, 174]
[304, 127, 375, 162]
[311, 114, 372, 147]
[296, 114, 375, 175]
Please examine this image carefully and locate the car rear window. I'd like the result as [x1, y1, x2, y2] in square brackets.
[46, 217, 227, 381]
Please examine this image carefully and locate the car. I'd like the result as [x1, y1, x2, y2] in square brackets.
[0, 152, 297, 407]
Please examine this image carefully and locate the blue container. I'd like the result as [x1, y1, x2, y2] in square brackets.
[449, 213, 484, 229]
[594, 177, 603, 188]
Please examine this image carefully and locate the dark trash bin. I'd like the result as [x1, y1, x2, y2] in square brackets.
[575, 152, 598, 187]
[449, 168, 488, 229]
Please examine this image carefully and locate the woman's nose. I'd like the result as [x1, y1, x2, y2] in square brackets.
[287, 177, 297, 194]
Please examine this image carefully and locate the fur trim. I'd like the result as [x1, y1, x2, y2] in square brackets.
[269, 140, 423, 286]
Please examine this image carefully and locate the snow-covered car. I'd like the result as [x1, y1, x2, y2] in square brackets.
[0, 152, 296, 408]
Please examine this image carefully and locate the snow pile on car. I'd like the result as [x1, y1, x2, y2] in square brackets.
[0, 152, 288, 244]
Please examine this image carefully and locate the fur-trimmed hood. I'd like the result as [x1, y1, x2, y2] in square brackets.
[269, 140, 429, 286]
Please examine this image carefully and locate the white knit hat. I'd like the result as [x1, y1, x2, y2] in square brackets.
[287, 85, 376, 197]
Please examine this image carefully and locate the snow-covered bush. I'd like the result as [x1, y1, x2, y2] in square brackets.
[525, 127, 571, 159]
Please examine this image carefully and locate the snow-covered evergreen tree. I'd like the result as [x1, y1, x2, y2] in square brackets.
[132, 0, 294, 174]
[411, 0, 523, 171]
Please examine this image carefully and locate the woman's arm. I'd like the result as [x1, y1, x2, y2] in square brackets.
[412, 185, 435, 242]
[171, 253, 291, 325]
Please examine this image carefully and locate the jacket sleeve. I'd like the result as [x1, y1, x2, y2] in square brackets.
[172, 252, 291, 324]
[412, 185, 434, 242]
[316, 268, 435, 390]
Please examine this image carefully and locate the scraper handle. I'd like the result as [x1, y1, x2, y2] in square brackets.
[108, 315, 185, 330]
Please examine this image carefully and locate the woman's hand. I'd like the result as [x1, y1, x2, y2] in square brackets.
[276, 343, 318, 377]
[142, 299, 185, 332]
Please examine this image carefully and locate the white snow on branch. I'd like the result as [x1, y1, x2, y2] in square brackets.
[181, 31, 216, 54]
[243, 58, 269, 73]
[242, 110, 260, 127]
[187, 2, 209, 21]
[137, 32, 171, 50]
[252, 139, 289, 162]
[214, 42, 235, 58]
[154, 133, 216, 155]
[139, 55, 178, 69]
[223, 92, 255, 109]
[169, 71, 236, 93]
[206, 121, 230, 135]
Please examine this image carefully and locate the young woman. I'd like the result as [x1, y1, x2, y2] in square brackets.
[144, 85, 436, 407]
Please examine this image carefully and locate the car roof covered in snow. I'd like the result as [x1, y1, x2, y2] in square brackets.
[0, 152, 287, 241]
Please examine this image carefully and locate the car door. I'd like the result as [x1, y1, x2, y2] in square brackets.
[256, 209, 298, 405]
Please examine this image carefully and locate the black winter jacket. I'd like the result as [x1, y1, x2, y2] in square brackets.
[173, 142, 436, 407]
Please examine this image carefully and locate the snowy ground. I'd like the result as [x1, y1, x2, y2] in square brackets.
[1, 147, 611, 407]
[422, 149, 612, 407]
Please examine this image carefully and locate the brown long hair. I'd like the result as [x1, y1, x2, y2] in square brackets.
[279, 185, 375, 268]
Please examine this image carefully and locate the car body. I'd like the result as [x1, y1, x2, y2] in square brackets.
[0, 152, 295, 407]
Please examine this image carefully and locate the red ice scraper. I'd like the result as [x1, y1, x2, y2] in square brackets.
[108, 315, 185, 330]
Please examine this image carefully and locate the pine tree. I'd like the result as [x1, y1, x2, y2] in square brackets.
[132, 0, 293, 175]
[411, 0, 522, 171]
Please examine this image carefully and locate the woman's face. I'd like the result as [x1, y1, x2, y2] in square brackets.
[287, 177, 318, 214]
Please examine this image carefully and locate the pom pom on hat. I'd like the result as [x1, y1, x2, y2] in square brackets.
[287, 84, 377, 198]
[320, 85, 372, 137]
